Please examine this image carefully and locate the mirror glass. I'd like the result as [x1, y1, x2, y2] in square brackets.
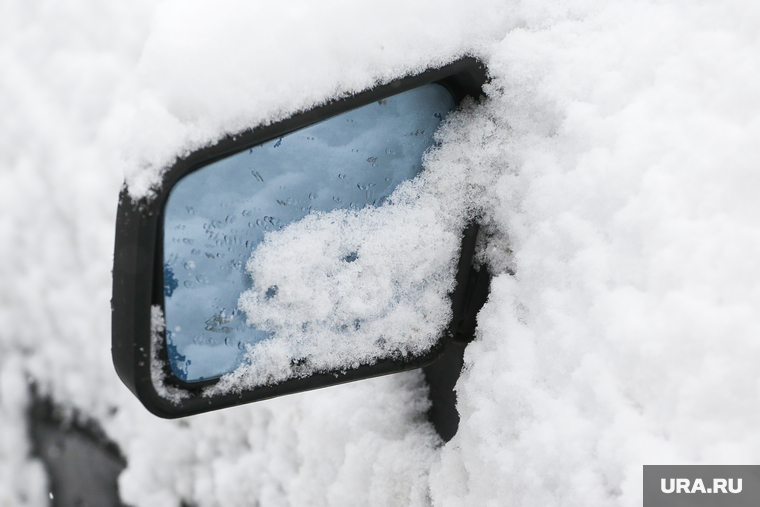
[162, 83, 455, 383]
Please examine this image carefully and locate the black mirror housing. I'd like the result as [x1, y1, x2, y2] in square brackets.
[112, 58, 488, 418]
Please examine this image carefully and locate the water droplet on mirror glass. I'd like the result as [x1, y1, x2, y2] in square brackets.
[184, 280, 195, 288]
[309, 192, 317, 200]
[333, 196, 342, 203]
[186, 207, 194, 214]
[196, 275, 209, 284]
[184, 261, 195, 270]
[191, 248, 200, 255]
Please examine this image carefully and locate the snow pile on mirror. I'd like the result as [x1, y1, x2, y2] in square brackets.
[213, 181, 460, 392]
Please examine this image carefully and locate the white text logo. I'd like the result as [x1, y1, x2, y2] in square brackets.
[661, 478, 742, 494]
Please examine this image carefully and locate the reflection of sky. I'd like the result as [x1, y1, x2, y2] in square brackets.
[163, 84, 455, 382]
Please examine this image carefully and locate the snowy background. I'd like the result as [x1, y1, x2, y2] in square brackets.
[2, 0, 759, 505]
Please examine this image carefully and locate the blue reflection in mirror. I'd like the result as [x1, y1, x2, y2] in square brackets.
[163, 84, 455, 382]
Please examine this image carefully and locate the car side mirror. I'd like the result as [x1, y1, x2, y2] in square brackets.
[112, 58, 489, 418]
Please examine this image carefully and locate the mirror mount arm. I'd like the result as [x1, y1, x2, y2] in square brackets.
[448, 222, 492, 343]
[453, 263, 491, 343]
[423, 222, 492, 441]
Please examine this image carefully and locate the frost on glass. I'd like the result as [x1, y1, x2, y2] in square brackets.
[162, 84, 456, 385]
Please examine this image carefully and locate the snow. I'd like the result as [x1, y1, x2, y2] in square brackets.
[2, 0, 760, 506]
[150, 306, 189, 404]
[221, 180, 461, 392]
